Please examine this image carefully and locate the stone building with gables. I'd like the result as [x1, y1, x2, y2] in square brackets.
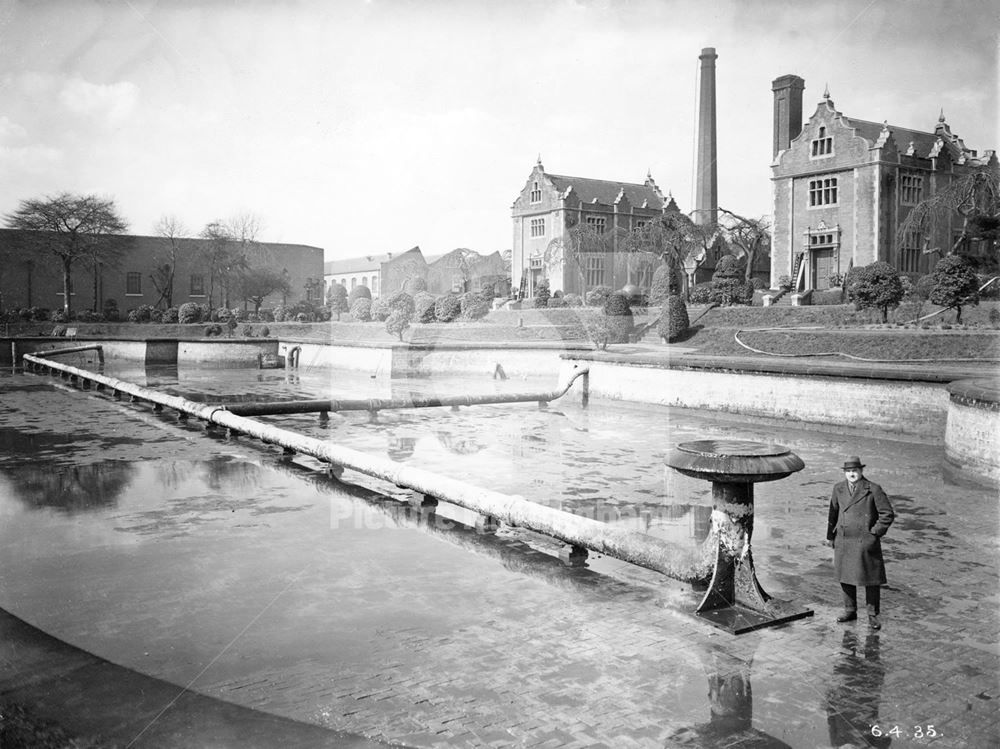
[511, 159, 679, 299]
[771, 75, 997, 292]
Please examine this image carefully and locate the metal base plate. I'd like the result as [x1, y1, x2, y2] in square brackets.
[696, 599, 814, 635]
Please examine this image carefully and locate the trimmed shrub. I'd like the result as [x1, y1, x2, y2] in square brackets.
[582, 311, 614, 350]
[689, 282, 713, 304]
[414, 292, 437, 323]
[562, 293, 583, 307]
[460, 292, 490, 320]
[710, 278, 754, 306]
[259, 325, 270, 337]
[149, 308, 164, 323]
[479, 283, 496, 301]
[650, 264, 678, 305]
[127, 305, 155, 323]
[777, 274, 794, 291]
[850, 261, 905, 323]
[271, 305, 289, 322]
[658, 295, 689, 342]
[930, 255, 980, 324]
[161, 307, 179, 323]
[602, 292, 634, 343]
[350, 298, 372, 322]
[434, 294, 461, 322]
[712, 254, 743, 281]
[534, 278, 550, 308]
[204, 323, 223, 337]
[348, 285, 372, 304]
[385, 308, 411, 341]
[241, 324, 253, 337]
[102, 298, 120, 322]
[178, 302, 202, 324]
[385, 290, 415, 317]
[750, 277, 768, 290]
[295, 312, 309, 323]
[585, 285, 612, 307]
[547, 297, 567, 308]
[327, 284, 349, 320]
[370, 296, 391, 322]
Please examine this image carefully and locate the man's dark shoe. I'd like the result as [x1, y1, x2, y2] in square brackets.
[869, 615, 882, 631]
[836, 611, 858, 623]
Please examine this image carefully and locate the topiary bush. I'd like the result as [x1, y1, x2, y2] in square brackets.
[204, 323, 223, 337]
[385, 308, 411, 341]
[149, 308, 164, 323]
[929, 255, 980, 324]
[348, 285, 372, 305]
[602, 291, 634, 343]
[658, 295, 689, 342]
[178, 302, 202, 324]
[350, 298, 372, 322]
[850, 261, 905, 323]
[562, 293, 583, 307]
[547, 296, 567, 308]
[414, 292, 437, 323]
[259, 325, 270, 337]
[326, 283, 349, 320]
[460, 292, 490, 320]
[689, 282, 713, 304]
[650, 263, 679, 306]
[50, 310, 68, 323]
[582, 311, 614, 350]
[127, 305, 155, 323]
[75, 309, 102, 322]
[161, 306, 179, 323]
[585, 285, 612, 307]
[370, 296, 391, 322]
[385, 290, 415, 317]
[534, 278, 551, 308]
[241, 324, 254, 337]
[102, 298, 120, 322]
[434, 294, 461, 322]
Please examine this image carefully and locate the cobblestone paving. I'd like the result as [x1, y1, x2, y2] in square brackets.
[0, 369, 996, 749]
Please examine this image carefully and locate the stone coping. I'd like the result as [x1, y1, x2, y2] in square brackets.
[946, 378, 1000, 406]
[567, 349, 995, 384]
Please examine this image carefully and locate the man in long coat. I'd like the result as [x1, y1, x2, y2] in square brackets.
[826, 456, 895, 630]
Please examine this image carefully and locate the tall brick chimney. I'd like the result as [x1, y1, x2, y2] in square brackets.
[772, 74, 805, 158]
[694, 47, 718, 226]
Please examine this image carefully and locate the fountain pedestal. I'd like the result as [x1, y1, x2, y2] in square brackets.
[666, 439, 813, 634]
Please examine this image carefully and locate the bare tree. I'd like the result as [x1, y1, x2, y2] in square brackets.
[5, 193, 128, 315]
[719, 208, 771, 282]
[544, 221, 619, 300]
[896, 166, 1000, 260]
[199, 221, 241, 309]
[150, 214, 189, 308]
[238, 267, 291, 313]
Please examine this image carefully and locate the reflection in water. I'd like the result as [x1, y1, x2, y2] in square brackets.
[434, 430, 487, 455]
[826, 632, 891, 748]
[387, 436, 417, 462]
[668, 645, 792, 748]
[2, 461, 135, 514]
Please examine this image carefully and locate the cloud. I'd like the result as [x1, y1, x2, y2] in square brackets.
[0, 144, 63, 169]
[58, 78, 138, 123]
[0, 116, 27, 140]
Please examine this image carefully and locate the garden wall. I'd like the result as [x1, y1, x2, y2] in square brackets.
[944, 380, 1000, 483]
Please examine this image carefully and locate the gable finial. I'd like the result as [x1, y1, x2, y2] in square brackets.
[938, 108, 946, 123]
[536, 153, 543, 166]
[823, 83, 830, 100]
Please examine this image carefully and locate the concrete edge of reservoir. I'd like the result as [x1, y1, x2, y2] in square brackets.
[5, 335, 999, 483]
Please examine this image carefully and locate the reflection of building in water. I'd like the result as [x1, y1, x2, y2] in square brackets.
[826, 632, 891, 748]
[386, 436, 417, 462]
[668, 646, 792, 748]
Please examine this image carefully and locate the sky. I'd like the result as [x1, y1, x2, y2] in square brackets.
[0, 0, 997, 262]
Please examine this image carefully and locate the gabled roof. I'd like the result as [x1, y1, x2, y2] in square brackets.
[545, 174, 665, 210]
[846, 117, 941, 159]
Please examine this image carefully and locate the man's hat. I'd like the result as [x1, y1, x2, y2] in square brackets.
[842, 456, 865, 470]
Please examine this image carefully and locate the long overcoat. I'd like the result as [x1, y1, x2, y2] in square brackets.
[826, 478, 895, 586]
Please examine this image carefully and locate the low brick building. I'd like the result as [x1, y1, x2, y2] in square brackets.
[0, 229, 324, 316]
[771, 75, 997, 291]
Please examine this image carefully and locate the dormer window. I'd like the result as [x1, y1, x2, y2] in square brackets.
[529, 181, 542, 203]
[811, 126, 833, 158]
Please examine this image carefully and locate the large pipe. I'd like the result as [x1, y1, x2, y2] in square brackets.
[223, 362, 589, 416]
[23, 353, 713, 583]
[23, 344, 105, 364]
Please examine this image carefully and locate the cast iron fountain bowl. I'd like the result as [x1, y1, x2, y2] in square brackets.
[666, 440, 804, 483]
